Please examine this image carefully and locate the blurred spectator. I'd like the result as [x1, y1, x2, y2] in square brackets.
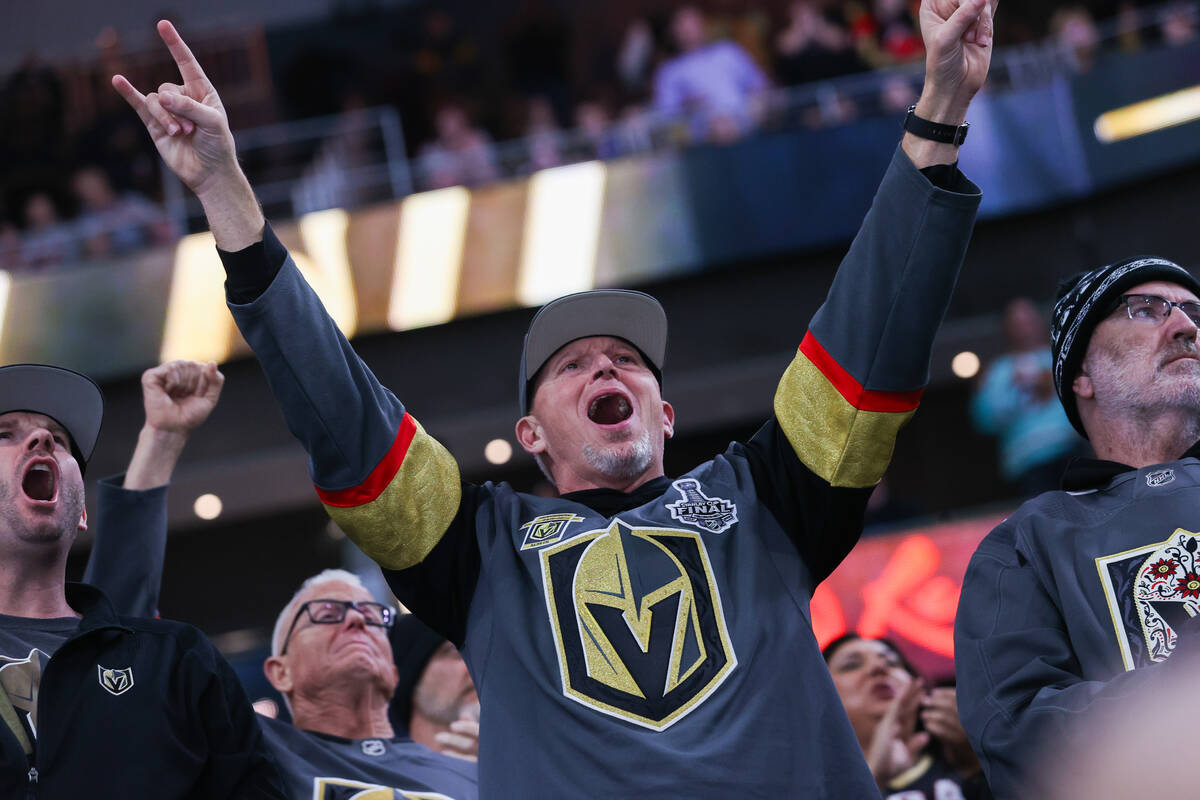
[616, 17, 661, 94]
[522, 95, 564, 172]
[823, 635, 991, 799]
[78, 27, 163, 198]
[1050, 6, 1101, 72]
[1161, 1, 1199, 45]
[971, 298, 1084, 497]
[653, 6, 770, 143]
[575, 100, 621, 160]
[389, 614, 480, 760]
[418, 104, 501, 190]
[71, 166, 174, 258]
[774, 0, 869, 86]
[710, 0, 774, 73]
[849, 0, 925, 68]
[20, 192, 80, 270]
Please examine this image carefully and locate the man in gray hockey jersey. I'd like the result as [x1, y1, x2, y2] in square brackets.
[115, 1, 995, 794]
[956, 257, 1200, 797]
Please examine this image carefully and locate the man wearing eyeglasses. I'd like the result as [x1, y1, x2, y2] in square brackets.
[259, 569, 477, 799]
[956, 256, 1200, 797]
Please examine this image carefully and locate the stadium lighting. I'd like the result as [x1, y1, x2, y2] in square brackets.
[484, 438, 513, 465]
[951, 351, 980, 379]
[1094, 85, 1200, 143]
[517, 161, 607, 305]
[388, 186, 471, 330]
[193, 493, 223, 520]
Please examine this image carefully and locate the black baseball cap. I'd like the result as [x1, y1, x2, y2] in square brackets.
[519, 289, 668, 413]
[0, 364, 103, 472]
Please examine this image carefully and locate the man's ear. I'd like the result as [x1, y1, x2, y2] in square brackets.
[77, 506, 87, 533]
[264, 656, 292, 694]
[515, 415, 546, 455]
[662, 401, 675, 440]
[1073, 371, 1095, 401]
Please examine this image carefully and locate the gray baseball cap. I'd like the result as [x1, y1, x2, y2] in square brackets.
[0, 364, 103, 472]
[519, 289, 668, 413]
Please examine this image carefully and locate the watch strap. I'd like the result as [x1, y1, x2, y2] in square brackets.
[903, 104, 969, 146]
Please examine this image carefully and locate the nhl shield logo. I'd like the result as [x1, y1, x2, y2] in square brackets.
[666, 479, 738, 534]
[360, 738, 387, 756]
[1147, 469, 1176, 488]
[98, 664, 134, 696]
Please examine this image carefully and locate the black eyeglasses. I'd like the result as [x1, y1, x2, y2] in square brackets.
[279, 599, 395, 655]
[1114, 293, 1200, 327]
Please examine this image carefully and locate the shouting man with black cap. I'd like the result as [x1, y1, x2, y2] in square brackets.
[0, 363, 285, 797]
[117, 0, 993, 793]
[956, 257, 1200, 797]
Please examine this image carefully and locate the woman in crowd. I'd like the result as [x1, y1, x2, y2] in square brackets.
[823, 634, 991, 800]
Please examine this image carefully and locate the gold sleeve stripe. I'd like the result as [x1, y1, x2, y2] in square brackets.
[323, 418, 463, 570]
[774, 350, 916, 488]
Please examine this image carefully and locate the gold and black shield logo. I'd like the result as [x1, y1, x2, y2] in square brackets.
[97, 664, 134, 696]
[540, 520, 737, 730]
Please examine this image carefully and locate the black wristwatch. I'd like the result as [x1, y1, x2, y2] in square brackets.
[903, 104, 969, 146]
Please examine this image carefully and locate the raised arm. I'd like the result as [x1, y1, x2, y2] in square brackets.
[84, 360, 223, 616]
[754, 0, 992, 577]
[113, 24, 477, 639]
[111, 20, 262, 251]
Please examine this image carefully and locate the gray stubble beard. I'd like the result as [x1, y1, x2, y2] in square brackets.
[582, 430, 654, 481]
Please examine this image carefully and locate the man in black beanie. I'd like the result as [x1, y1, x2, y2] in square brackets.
[956, 256, 1200, 797]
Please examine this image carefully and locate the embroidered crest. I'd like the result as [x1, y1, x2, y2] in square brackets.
[97, 665, 134, 696]
[520, 513, 584, 550]
[1147, 469, 1176, 488]
[360, 738, 387, 756]
[665, 479, 738, 534]
[540, 520, 737, 730]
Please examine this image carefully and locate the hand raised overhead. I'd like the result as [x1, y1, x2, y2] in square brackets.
[111, 21, 239, 197]
[919, 0, 998, 110]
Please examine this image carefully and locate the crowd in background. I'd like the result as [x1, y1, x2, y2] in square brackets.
[0, 0, 1195, 271]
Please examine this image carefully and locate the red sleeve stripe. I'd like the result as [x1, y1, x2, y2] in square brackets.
[798, 332, 923, 413]
[316, 413, 418, 508]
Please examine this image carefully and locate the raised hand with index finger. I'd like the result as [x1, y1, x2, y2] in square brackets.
[111, 21, 239, 197]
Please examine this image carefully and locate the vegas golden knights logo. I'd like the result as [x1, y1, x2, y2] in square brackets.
[540, 520, 736, 730]
[97, 664, 134, 696]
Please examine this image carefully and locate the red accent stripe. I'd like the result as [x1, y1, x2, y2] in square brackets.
[316, 413, 418, 508]
[798, 332, 923, 413]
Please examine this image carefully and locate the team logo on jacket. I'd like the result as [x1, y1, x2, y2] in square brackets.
[540, 519, 737, 730]
[1098, 529, 1200, 669]
[520, 513, 585, 550]
[665, 479, 738, 534]
[97, 664, 134, 696]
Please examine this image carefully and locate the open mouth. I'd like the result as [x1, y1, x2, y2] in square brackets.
[22, 462, 57, 503]
[587, 393, 633, 425]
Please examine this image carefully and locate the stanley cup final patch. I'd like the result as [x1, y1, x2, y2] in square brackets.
[666, 479, 738, 534]
[97, 664, 134, 696]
